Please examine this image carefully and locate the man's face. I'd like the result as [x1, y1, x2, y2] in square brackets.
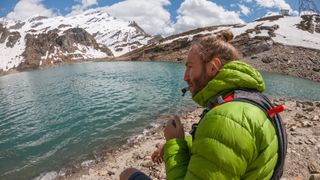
[184, 45, 212, 97]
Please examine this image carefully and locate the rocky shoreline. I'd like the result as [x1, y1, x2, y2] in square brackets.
[53, 98, 320, 180]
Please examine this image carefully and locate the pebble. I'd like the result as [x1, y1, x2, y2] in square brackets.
[305, 139, 316, 145]
[303, 101, 314, 106]
[261, 56, 274, 63]
[295, 140, 304, 145]
[309, 174, 320, 180]
[302, 121, 312, 127]
[98, 171, 108, 176]
[295, 113, 305, 119]
[291, 132, 303, 136]
[304, 107, 315, 112]
[141, 161, 154, 168]
[290, 125, 297, 131]
[308, 162, 320, 173]
[312, 115, 319, 121]
[107, 170, 115, 176]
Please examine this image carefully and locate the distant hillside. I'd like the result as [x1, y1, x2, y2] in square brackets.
[114, 14, 320, 82]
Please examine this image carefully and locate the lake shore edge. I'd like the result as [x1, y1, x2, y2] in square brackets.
[1, 59, 319, 84]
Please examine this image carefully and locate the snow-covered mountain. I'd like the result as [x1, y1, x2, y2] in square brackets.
[120, 14, 320, 60]
[118, 14, 320, 82]
[0, 8, 153, 71]
[157, 14, 320, 51]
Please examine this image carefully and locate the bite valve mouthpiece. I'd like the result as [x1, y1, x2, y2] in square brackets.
[181, 87, 189, 97]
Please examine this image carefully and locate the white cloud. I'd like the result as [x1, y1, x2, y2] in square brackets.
[6, 0, 56, 21]
[105, 0, 174, 35]
[173, 0, 244, 33]
[69, 0, 98, 15]
[103, 0, 245, 35]
[230, 4, 237, 8]
[255, 0, 292, 11]
[244, 0, 253, 2]
[238, 4, 251, 15]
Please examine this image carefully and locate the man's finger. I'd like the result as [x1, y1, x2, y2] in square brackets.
[172, 119, 176, 128]
[173, 115, 182, 126]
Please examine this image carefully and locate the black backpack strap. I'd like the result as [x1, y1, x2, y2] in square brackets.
[190, 108, 209, 140]
[231, 89, 287, 180]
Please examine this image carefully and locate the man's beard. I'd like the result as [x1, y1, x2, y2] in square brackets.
[192, 71, 212, 97]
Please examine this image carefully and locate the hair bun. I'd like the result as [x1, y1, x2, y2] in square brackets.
[216, 30, 234, 42]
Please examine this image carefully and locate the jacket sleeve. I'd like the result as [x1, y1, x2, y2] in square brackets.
[183, 112, 250, 180]
[164, 105, 256, 180]
[163, 136, 192, 180]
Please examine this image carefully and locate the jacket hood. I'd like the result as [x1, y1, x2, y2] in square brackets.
[192, 61, 265, 107]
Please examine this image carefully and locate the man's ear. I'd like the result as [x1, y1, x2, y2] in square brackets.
[206, 57, 222, 77]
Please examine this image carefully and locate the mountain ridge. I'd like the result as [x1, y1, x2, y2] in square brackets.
[0, 8, 153, 72]
[112, 14, 320, 82]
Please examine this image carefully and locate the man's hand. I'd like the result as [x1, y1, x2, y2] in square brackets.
[164, 116, 185, 141]
[151, 144, 164, 164]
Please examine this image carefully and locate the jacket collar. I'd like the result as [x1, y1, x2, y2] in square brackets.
[192, 61, 265, 107]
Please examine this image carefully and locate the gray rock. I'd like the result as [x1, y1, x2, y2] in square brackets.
[296, 101, 304, 108]
[291, 132, 303, 136]
[107, 170, 115, 176]
[309, 174, 320, 180]
[295, 113, 305, 119]
[305, 139, 316, 145]
[132, 152, 145, 160]
[313, 67, 320, 72]
[308, 162, 320, 173]
[303, 101, 314, 106]
[312, 115, 319, 121]
[261, 56, 274, 63]
[302, 121, 312, 127]
[304, 107, 315, 112]
[141, 161, 153, 168]
[294, 140, 304, 145]
[290, 126, 297, 131]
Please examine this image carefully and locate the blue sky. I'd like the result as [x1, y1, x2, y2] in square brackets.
[0, 0, 303, 34]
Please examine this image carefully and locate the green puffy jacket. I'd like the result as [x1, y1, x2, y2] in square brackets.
[164, 61, 278, 180]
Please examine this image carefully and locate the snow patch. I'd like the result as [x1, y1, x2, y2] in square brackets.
[0, 34, 25, 71]
[71, 44, 108, 59]
[160, 27, 230, 45]
[272, 16, 320, 49]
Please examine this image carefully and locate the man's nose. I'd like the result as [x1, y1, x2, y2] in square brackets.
[183, 70, 189, 81]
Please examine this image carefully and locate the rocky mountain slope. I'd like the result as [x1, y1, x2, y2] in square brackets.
[0, 8, 153, 72]
[115, 14, 320, 82]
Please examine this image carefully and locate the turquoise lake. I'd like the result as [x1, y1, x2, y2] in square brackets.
[0, 61, 319, 180]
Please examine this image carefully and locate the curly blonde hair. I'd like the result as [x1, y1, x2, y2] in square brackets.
[194, 30, 240, 65]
